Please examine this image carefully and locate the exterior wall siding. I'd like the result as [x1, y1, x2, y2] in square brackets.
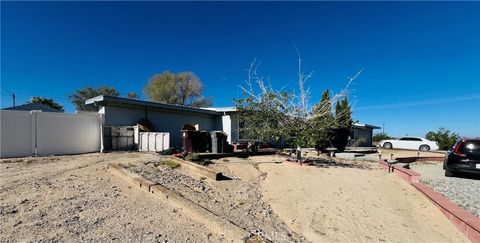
[103, 106, 221, 147]
[351, 127, 373, 147]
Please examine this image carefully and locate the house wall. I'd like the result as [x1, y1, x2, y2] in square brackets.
[353, 127, 372, 147]
[102, 106, 221, 147]
[229, 114, 239, 143]
[351, 127, 373, 147]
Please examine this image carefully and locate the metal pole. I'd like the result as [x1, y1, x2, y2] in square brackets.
[13, 93, 16, 107]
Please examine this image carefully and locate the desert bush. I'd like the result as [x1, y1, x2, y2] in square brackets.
[185, 153, 201, 162]
[184, 153, 211, 166]
[426, 128, 460, 150]
[160, 160, 180, 169]
[160, 147, 183, 155]
[373, 132, 391, 143]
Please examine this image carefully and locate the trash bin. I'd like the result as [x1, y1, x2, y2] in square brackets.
[181, 130, 192, 153]
[211, 131, 228, 153]
[183, 130, 210, 153]
[193, 131, 209, 153]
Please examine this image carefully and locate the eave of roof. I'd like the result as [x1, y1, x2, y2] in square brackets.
[353, 123, 381, 129]
[85, 95, 222, 115]
[201, 107, 237, 113]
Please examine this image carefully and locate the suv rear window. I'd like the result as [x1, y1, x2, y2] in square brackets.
[457, 140, 480, 155]
[464, 140, 480, 152]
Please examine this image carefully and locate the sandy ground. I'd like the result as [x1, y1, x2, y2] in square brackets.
[377, 148, 446, 160]
[1, 152, 468, 242]
[0, 152, 225, 242]
[302, 148, 446, 162]
[213, 156, 468, 243]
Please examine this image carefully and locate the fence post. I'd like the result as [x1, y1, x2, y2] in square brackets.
[31, 111, 38, 157]
[99, 114, 104, 153]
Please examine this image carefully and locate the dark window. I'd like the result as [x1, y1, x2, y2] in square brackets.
[464, 140, 480, 153]
[399, 137, 421, 141]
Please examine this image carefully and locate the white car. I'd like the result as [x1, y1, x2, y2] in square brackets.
[379, 137, 439, 151]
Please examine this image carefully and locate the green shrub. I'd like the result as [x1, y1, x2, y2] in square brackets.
[185, 153, 201, 162]
[373, 132, 391, 143]
[426, 128, 460, 150]
[160, 160, 180, 169]
[185, 153, 211, 166]
[160, 147, 183, 155]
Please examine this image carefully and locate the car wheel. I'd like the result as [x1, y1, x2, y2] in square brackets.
[383, 142, 392, 149]
[445, 170, 455, 177]
[419, 145, 430, 151]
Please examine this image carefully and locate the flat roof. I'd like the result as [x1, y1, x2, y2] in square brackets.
[2, 103, 61, 112]
[201, 107, 236, 113]
[85, 95, 222, 115]
[353, 123, 381, 129]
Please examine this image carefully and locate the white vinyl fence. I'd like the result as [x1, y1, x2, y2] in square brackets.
[139, 132, 170, 152]
[0, 110, 101, 158]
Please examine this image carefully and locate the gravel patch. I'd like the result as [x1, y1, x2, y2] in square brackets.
[410, 162, 480, 217]
[123, 161, 301, 242]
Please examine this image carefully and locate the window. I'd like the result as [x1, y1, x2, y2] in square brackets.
[399, 137, 421, 141]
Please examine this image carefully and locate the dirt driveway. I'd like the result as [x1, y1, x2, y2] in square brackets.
[0, 152, 224, 242]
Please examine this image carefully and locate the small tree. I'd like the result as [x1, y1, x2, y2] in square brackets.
[372, 132, 392, 143]
[26, 97, 64, 112]
[126, 92, 139, 99]
[426, 128, 460, 150]
[310, 90, 335, 150]
[334, 97, 353, 130]
[234, 91, 295, 146]
[68, 86, 120, 111]
[373, 132, 391, 143]
[330, 97, 353, 151]
[144, 71, 213, 107]
[234, 51, 362, 149]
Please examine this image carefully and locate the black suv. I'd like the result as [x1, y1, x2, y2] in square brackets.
[444, 138, 480, 177]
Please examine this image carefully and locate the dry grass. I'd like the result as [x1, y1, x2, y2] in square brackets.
[160, 160, 180, 169]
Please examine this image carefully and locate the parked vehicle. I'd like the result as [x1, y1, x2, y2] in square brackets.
[443, 138, 480, 177]
[379, 137, 439, 151]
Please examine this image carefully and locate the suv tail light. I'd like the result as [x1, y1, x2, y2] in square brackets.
[453, 140, 466, 157]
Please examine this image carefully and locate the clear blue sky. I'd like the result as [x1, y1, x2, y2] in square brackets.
[1, 2, 479, 137]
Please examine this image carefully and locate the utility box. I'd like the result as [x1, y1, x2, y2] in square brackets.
[211, 131, 228, 153]
[103, 126, 138, 151]
[139, 132, 170, 152]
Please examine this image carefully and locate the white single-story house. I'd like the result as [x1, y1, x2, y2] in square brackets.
[86, 95, 379, 149]
[85, 96, 239, 148]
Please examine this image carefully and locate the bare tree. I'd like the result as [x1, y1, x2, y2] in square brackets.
[235, 49, 362, 148]
[126, 92, 139, 99]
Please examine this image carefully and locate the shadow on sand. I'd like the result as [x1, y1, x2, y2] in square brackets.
[308, 158, 372, 170]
